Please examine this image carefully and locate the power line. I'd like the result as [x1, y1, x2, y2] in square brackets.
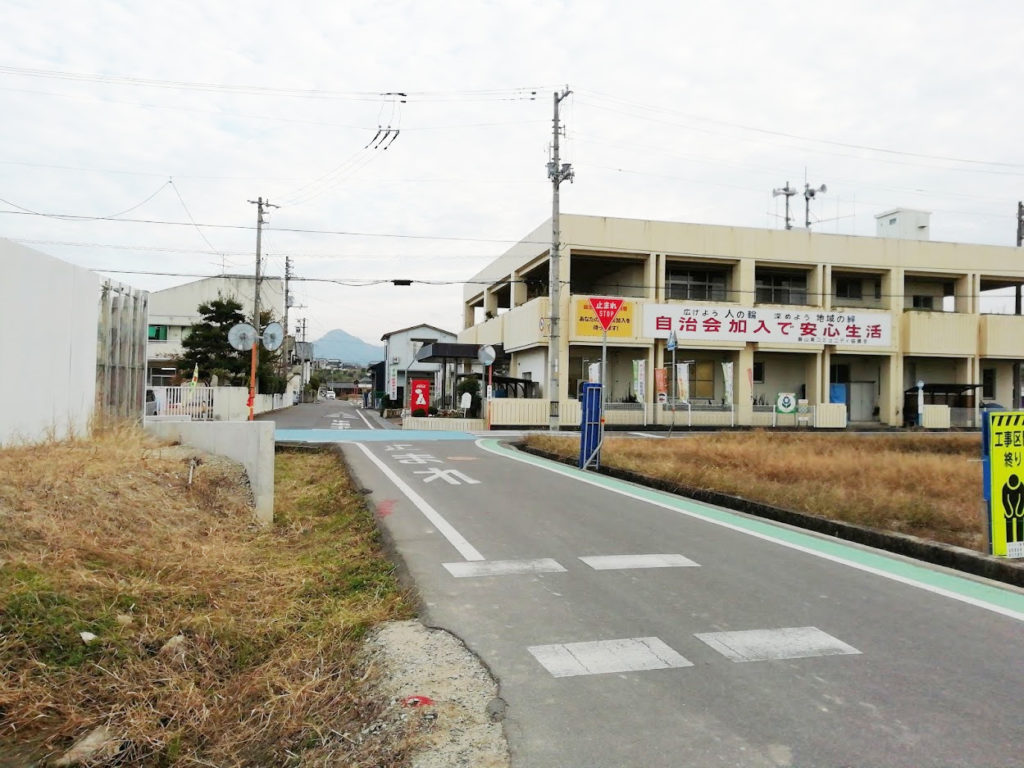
[574, 90, 1024, 171]
[8, 239, 512, 260]
[0, 205, 546, 244]
[0, 65, 547, 102]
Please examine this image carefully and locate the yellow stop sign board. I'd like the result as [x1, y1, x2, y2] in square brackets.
[988, 411, 1024, 558]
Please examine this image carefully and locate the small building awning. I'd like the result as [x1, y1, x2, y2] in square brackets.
[903, 383, 980, 396]
[414, 342, 505, 363]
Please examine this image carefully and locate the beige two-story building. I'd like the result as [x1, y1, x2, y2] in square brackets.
[458, 211, 1024, 428]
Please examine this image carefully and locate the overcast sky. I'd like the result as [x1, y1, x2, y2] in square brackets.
[3, 1, 1023, 345]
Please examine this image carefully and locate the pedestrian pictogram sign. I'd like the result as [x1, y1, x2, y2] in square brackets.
[987, 410, 1024, 558]
[410, 379, 431, 412]
[588, 297, 624, 332]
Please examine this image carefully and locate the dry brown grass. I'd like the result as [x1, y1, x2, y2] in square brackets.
[0, 425, 415, 766]
[526, 431, 985, 551]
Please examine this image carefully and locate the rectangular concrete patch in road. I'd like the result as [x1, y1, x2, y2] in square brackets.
[528, 637, 693, 677]
[443, 559, 567, 577]
[695, 626, 861, 662]
[578, 553, 700, 570]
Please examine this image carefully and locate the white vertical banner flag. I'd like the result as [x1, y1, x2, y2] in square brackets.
[721, 361, 734, 407]
[636, 360, 646, 402]
[676, 363, 690, 403]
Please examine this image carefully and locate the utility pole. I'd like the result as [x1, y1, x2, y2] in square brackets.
[281, 256, 292, 383]
[547, 87, 574, 431]
[246, 196, 278, 420]
[772, 182, 797, 230]
[1017, 200, 1023, 248]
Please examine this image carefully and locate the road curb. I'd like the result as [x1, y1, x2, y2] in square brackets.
[515, 444, 1024, 589]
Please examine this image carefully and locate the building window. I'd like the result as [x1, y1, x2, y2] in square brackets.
[912, 295, 934, 310]
[755, 271, 807, 305]
[830, 364, 851, 384]
[834, 278, 863, 300]
[688, 361, 715, 399]
[148, 325, 168, 341]
[666, 267, 728, 301]
[983, 368, 996, 400]
[752, 362, 765, 384]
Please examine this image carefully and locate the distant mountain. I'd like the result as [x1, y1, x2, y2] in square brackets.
[312, 329, 385, 365]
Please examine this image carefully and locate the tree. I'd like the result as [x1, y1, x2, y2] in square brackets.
[177, 297, 285, 393]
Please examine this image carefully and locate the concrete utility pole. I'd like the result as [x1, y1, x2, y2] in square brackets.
[1017, 200, 1023, 248]
[547, 87, 574, 431]
[246, 196, 277, 419]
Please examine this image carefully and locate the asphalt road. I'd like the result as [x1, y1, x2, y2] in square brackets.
[275, 403, 1024, 767]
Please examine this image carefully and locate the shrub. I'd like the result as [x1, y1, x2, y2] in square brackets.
[411, 408, 427, 417]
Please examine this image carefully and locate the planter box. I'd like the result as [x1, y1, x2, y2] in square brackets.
[402, 417, 486, 431]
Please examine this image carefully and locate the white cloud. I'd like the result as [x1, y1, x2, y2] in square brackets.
[2, 0, 1023, 343]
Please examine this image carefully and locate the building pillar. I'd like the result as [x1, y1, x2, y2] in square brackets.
[812, 264, 826, 308]
[819, 348, 827, 405]
[737, 258, 756, 306]
[821, 265, 832, 310]
[887, 353, 903, 426]
[482, 288, 497, 320]
[809, 349, 824, 406]
[512, 269, 527, 307]
[654, 253, 666, 302]
[736, 344, 754, 425]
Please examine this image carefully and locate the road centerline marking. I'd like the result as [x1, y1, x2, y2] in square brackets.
[354, 442, 484, 561]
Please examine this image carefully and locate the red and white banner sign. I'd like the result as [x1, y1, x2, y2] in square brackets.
[410, 379, 431, 411]
[589, 297, 625, 331]
[642, 304, 891, 347]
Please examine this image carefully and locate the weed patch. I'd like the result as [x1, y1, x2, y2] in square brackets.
[0, 427, 414, 766]
[526, 432, 985, 550]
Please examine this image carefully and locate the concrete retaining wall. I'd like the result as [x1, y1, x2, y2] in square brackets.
[145, 420, 275, 524]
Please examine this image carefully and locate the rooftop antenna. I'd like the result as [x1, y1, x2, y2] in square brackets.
[804, 182, 827, 229]
[772, 182, 797, 230]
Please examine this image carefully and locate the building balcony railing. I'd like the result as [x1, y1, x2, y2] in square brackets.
[901, 310, 979, 357]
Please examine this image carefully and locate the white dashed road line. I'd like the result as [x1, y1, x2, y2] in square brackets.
[529, 637, 692, 678]
[695, 627, 861, 662]
[443, 559, 567, 577]
[579, 553, 700, 570]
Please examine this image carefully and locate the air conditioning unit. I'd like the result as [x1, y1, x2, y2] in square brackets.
[391, 356, 400, 363]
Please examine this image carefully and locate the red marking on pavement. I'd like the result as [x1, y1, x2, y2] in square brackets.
[402, 695, 435, 707]
[377, 499, 396, 518]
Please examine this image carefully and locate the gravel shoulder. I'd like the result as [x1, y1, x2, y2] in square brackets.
[363, 620, 510, 768]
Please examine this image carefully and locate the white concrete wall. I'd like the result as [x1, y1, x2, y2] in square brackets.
[144, 420, 275, 524]
[0, 240, 100, 445]
[512, 348, 547, 393]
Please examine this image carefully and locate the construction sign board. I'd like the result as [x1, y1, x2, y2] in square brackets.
[988, 410, 1024, 558]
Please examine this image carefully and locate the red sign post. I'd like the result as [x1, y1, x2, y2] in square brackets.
[589, 297, 624, 331]
[410, 379, 431, 414]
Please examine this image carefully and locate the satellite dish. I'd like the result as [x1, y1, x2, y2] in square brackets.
[228, 322, 258, 351]
[262, 322, 284, 351]
[477, 344, 496, 366]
